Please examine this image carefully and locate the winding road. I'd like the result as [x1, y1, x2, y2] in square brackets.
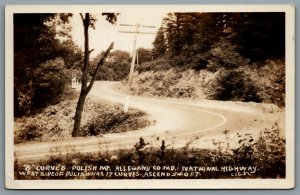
[14, 81, 266, 163]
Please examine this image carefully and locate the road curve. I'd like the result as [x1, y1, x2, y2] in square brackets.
[15, 81, 231, 162]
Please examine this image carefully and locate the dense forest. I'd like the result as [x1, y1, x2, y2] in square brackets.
[14, 12, 286, 118]
[151, 13, 284, 65]
[132, 12, 285, 106]
[13, 12, 287, 179]
[14, 13, 83, 116]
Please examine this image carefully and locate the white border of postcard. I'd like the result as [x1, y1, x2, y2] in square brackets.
[5, 4, 295, 189]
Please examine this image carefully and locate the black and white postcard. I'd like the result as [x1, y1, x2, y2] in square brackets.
[5, 4, 295, 189]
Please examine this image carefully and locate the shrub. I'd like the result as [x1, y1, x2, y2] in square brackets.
[15, 120, 43, 142]
[91, 50, 131, 81]
[246, 59, 285, 107]
[207, 38, 250, 72]
[208, 69, 261, 102]
[136, 57, 173, 73]
[191, 52, 210, 70]
[32, 58, 67, 110]
[83, 109, 150, 136]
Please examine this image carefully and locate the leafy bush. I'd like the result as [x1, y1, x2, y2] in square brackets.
[209, 122, 286, 178]
[32, 58, 67, 110]
[190, 52, 211, 70]
[15, 119, 44, 142]
[90, 50, 131, 81]
[136, 57, 173, 73]
[83, 109, 151, 136]
[207, 69, 261, 102]
[207, 38, 250, 72]
[251, 123, 286, 177]
[244, 59, 285, 107]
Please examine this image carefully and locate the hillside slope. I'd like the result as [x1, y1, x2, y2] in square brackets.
[122, 59, 284, 108]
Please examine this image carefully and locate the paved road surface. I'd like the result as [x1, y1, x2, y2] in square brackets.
[15, 81, 263, 163]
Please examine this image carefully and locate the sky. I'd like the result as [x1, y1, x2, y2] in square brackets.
[70, 11, 166, 57]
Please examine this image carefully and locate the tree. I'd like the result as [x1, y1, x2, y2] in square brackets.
[163, 13, 183, 56]
[151, 12, 284, 70]
[72, 13, 117, 137]
[136, 48, 152, 64]
[32, 58, 67, 108]
[207, 37, 250, 72]
[152, 27, 166, 58]
[90, 50, 131, 81]
[224, 12, 285, 61]
[152, 13, 225, 69]
[57, 39, 84, 69]
[14, 13, 74, 115]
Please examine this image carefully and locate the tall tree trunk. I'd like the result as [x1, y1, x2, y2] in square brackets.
[72, 13, 90, 137]
[72, 91, 87, 137]
[72, 13, 114, 137]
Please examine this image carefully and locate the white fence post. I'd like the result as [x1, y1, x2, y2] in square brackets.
[71, 74, 77, 89]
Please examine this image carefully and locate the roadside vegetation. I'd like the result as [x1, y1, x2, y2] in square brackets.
[128, 59, 284, 107]
[122, 13, 285, 108]
[14, 88, 152, 144]
[13, 12, 286, 179]
[15, 122, 285, 179]
[14, 13, 152, 142]
[14, 13, 285, 141]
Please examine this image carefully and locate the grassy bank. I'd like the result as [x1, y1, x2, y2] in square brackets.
[14, 90, 152, 144]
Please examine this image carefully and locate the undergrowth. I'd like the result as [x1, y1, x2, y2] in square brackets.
[14, 97, 152, 144]
[15, 122, 285, 179]
[125, 59, 285, 107]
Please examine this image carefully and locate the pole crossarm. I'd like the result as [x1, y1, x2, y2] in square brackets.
[119, 30, 156, 34]
[119, 23, 156, 35]
[118, 30, 136, 34]
[119, 23, 156, 28]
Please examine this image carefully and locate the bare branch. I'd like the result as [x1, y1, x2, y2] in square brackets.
[87, 42, 114, 93]
[89, 49, 95, 54]
[79, 13, 84, 22]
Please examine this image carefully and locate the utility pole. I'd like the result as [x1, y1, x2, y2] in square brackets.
[119, 23, 156, 112]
